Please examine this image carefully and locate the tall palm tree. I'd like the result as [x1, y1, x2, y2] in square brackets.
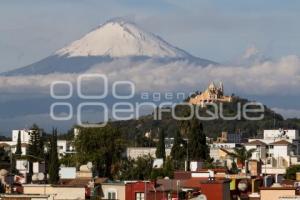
[229, 146, 256, 168]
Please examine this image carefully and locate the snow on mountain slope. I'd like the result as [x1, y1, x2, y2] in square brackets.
[1, 18, 216, 76]
[55, 19, 192, 58]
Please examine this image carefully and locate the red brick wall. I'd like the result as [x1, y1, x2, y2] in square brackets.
[125, 182, 154, 200]
[201, 182, 227, 200]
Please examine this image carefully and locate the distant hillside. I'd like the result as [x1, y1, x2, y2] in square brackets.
[110, 97, 300, 146]
[59, 96, 300, 147]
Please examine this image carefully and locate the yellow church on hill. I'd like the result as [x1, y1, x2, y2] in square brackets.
[189, 82, 233, 106]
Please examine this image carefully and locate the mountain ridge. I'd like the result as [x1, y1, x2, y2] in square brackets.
[55, 18, 193, 58]
[1, 18, 217, 76]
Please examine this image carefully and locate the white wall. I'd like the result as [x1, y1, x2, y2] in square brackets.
[57, 140, 67, 157]
[210, 143, 237, 149]
[263, 129, 299, 140]
[273, 145, 288, 157]
[59, 167, 76, 179]
[12, 130, 33, 143]
[126, 147, 171, 159]
[101, 184, 126, 200]
[245, 145, 266, 160]
[23, 184, 86, 200]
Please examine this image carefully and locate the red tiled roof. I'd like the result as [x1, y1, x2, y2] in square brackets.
[181, 178, 231, 188]
[269, 140, 292, 145]
[200, 168, 228, 173]
[57, 178, 92, 187]
[0, 143, 10, 147]
[174, 169, 227, 180]
[153, 179, 184, 191]
[281, 179, 296, 186]
[245, 140, 266, 146]
[219, 148, 231, 155]
[94, 177, 108, 184]
[200, 178, 231, 184]
[174, 171, 192, 179]
[181, 178, 203, 189]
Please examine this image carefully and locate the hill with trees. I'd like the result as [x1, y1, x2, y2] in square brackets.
[109, 97, 300, 146]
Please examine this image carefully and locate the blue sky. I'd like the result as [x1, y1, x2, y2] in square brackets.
[0, 0, 300, 72]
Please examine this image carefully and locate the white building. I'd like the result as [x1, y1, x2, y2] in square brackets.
[11, 129, 38, 144]
[0, 129, 38, 155]
[0, 129, 76, 158]
[57, 140, 76, 158]
[209, 143, 238, 160]
[209, 143, 240, 169]
[101, 182, 126, 200]
[126, 147, 171, 159]
[245, 129, 300, 174]
[245, 140, 267, 160]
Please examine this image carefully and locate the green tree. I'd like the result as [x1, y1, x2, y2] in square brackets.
[285, 165, 300, 180]
[203, 157, 216, 169]
[156, 129, 166, 160]
[163, 156, 174, 178]
[150, 156, 174, 179]
[229, 146, 255, 168]
[60, 154, 77, 167]
[118, 155, 153, 180]
[230, 161, 239, 174]
[26, 124, 44, 182]
[0, 147, 9, 162]
[188, 117, 209, 161]
[27, 124, 42, 159]
[49, 128, 59, 184]
[171, 130, 186, 169]
[75, 124, 124, 178]
[15, 131, 22, 155]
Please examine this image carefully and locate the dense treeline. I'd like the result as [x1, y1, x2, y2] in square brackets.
[108, 98, 298, 146]
[65, 112, 210, 180]
[56, 97, 300, 180]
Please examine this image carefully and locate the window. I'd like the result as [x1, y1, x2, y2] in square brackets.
[269, 153, 273, 157]
[269, 145, 274, 149]
[135, 192, 145, 200]
[266, 153, 273, 158]
[256, 152, 261, 159]
[108, 191, 116, 199]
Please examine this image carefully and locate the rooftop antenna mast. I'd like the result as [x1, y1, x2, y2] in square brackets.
[273, 111, 276, 129]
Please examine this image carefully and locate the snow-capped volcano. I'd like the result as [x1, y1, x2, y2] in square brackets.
[56, 19, 191, 58]
[2, 18, 216, 76]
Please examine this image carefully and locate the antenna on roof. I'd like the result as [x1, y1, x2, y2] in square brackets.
[273, 111, 276, 129]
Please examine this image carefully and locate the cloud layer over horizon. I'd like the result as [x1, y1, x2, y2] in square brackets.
[0, 48, 299, 134]
[0, 52, 299, 96]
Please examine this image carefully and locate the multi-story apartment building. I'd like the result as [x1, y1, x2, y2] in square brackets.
[0, 129, 76, 157]
[245, 129, 300, 174]
[0, 129, 41, 155]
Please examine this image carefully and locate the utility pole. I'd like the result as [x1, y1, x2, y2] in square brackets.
[177, 180, 180, 199]
[9, 146, 13, 193]
[185, 139, 189, 171]
[144, 180, 147, 200]
[273, 111, 276, 128]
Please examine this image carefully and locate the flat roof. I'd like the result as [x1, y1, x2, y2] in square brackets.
[260, 187, 296, 190]
[0, 194, 50, 198]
